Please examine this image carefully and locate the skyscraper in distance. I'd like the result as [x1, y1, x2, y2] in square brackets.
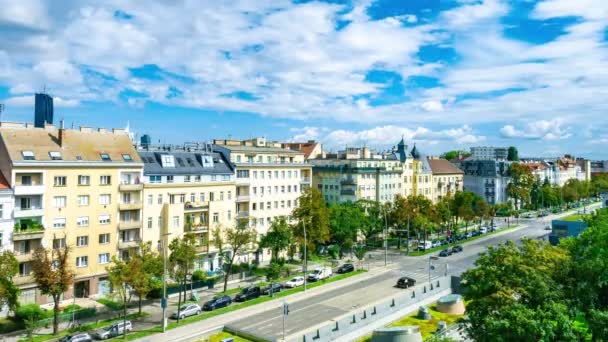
[34, 93, 53, 128]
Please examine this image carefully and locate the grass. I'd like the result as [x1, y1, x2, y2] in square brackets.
[105, 270, 366, 341]
[408, 225, 519, 256]
[205, 331, 254, 342]
[562, 214, 587, 222]
[97, 298, 130, 311]
[356, 304, 463, 342]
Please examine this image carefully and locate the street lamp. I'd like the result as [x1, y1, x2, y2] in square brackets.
[158, 232, 172, 333]
[303, 220, 307, 293]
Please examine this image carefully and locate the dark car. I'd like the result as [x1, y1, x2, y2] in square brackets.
[452, 245, 463, 253]
[439, 249, 452, 257]
[202, 295, 232, 311]
[234, 286, 261, 302]
[262, 283, 283, 295]
[396, 277, 416, 289]
[440, 239, 449, 245]
[337, 263, 355, 274]
[472, 230, 481, 237]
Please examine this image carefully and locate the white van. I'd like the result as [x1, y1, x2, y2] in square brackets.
[417, 241, 433, 251]
[307, 267, 332, 281]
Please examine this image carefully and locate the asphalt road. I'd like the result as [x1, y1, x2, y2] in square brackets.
[229, 205, 601, 340]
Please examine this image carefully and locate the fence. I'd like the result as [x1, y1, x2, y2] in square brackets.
[36, 307, 97, 328]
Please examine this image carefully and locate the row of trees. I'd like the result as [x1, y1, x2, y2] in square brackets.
[461, 208, 608, 341]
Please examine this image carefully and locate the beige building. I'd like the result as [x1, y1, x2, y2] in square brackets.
[427, 157, 464, 203]
[214, 138, 311, 263]
[0, 122, 143, 304]
[138, 144, 235, 272]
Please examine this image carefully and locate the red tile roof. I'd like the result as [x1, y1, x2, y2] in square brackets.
[427, 158, 464, 175]
[0, 172, 10, 190]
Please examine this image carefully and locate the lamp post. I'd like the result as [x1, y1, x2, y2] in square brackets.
[303, 220, 307, 293]
[159, 232, 172, 333]
[383, 206, 388, 267]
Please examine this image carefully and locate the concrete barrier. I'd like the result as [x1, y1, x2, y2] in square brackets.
[287, 276, 452, 342]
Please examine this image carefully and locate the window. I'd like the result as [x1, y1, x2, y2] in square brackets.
[0, 204, 3, 219]
[53, 238, 66, 249]
[21, 175, 32, 185]
[147, 195, 153, 205]
[281, 185, 285, 193]
[77, 195, 89, 206]
[227, 191, 232, 200]
[150, 175, 161, 183]
[76, 256, 88, 268]
[236, 155, 242, 162]
[161, 155, 175, 167]
[54, 176, 66, 187]
[100, 175, 111, 185]
[78, 175, 90, 186]
[211, 175, 217, 182]
[222, 175, 230, 181]
[100, 153, 111, 162]
[253, 171, 257, 179]
[274, 201, 278, 209]
[281, 200, 285, 208]
[167, 175, 174, 183]
[190, 193, 195, 203]
[158, 194, 163, 204]
[194, 175, 201, 182]
[22, 150, 35, 160]
[184, 175, 191, 183]
[158, 216, 162, 228]
[173, 216, 180, 228]
[227, 210, 232, 220]
[282, 171, 285, 179]
[179, 194, 185, 203]
[199, 193, 205, 202]
[147, 217, 153, 229]
[99, 194, 111, 205]
[169, 195, 176, 204]
[176, 158, 185, 167]
[99, 214, 110, 225]
[209, 192, 214, 202]
[98, 253, 110, 264]
[49, 151, 62, 160]
[220, 192, 224, 201]
[252, 203, 257, 211]
[76, 236, 89, 247]
[99, 233, 110, 244]
[54, 196, 66, 208]
[213, 213, 219, 223]
[77, 216, 89, 227]
[267, 202, 271, 210]
[122, 154, 132, 161]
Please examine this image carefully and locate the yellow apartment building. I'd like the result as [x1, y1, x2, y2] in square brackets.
[0, 122, 143, 304]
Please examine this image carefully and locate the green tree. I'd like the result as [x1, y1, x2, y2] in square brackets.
[292, 188, 330, 253]
[355, 199, 385, 243]
[507, 163, 534, 209]
[260, 216, 292, 262]
[353, 244, 366, 270]
[221, 223, 257, 292]
[461, 240, 577, 342]
[507, 146, 519, 161]
[0, 250, 20, 313]
[130, 242, 163, 314]
[169, 233, 197, 323]
[441, 150, 471, 161]
[106, 255, 132, 337]
[31, 244, 75, 335]
[329, 202, 364, 251]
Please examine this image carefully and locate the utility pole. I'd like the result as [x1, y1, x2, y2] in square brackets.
[383, 206, 388, 267]
[159, 232, 172, 333]
[282, 301, 289, 341]
[303, 220, 307, 293]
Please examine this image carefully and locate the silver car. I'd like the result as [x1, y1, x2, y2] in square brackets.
[60, 333, 92, 342]
[92, 321, 132, 340]
[171, 303, 202, 319]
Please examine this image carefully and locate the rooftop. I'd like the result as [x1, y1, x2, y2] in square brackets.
[138, 149, 234, 176]
[427, 158, 464, 175]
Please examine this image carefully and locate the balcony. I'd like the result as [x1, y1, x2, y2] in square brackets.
[14, 251, 34, 263]
[14, 275, 34, 286]
[187, 224, 209, 233]
[13, 228, 44, 241]
[14, 185, 45, 196]
[194, 245, 209, 254]
[236, 211, 250, 219]
[235, 178, 250, 185]
[118, 239, 141, 249]
[118, 220, 141, 230]
[184, 202, 209, 212]
[119, 183, 143, 191]
[14, 207, 44, 219]
[300, 177, 311, 184]
[340, 189, 356, 196]
[340, 178, 356, 186]
[119, 201, 143, 211]
[236, 195, 250, 203]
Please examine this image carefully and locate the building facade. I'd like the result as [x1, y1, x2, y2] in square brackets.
[469, 146, 508, 161]
[0, 122, 143, 304]
[0, 173, 14, 253]
[138, 144, 235, 272]
[460, 160, 511, 204]
[427, 158, 464, 203]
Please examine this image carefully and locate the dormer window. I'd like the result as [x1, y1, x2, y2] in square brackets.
[161, 155, 175, 168]
[100, 153, 111, 162]
[22, 151, 35, 160]
[122, 154, 132, 161]
[49, 151, 62, 160]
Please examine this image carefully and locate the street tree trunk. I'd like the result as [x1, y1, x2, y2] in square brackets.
[53, 295, 60, 335]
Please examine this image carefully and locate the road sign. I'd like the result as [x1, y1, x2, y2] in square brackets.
[161, 297, 167, 309]
[283, 301, 290, 316]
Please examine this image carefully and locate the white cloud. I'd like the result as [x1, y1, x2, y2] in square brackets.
[499, 119, 571, 140]
[420, 100, 444, 112]
[5, 95, 80, 108]
[289, 126, 328, 142]
[0, 0, 49, 29]
[532, 0, 608, 21]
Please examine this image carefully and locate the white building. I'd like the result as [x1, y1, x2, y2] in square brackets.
[470, 146, 508, 161]
[0, 173, 13, 253]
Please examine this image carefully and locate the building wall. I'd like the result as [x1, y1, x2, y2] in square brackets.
[0, 190, 14, 252]
[431, 174, 463, 203]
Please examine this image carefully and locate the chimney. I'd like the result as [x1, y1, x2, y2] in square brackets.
[59, 120, 65, 147]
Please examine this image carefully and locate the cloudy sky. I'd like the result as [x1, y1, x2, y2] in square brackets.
[0, 0, 607, 158]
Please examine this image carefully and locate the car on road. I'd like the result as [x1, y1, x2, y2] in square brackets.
[262, 283, 283, 295]
[396, 277, 417, 289]
[545, 225, 552, 230]
[523, 212, 536, 218]
[452, 245, 463, 253]
[479, 227, 487, 234]
[538, 211, 549, 217]
[203, 295, 232, 311]
[439, 249, 452, 257]
[417, 240, 433, 251]
[465, 232, 473, 239]
[307, 267, 332, 282]
[92, 321, 132, 340]
[440, 239, 449, 245]
[431, 240, 441, 248]
[235, 286, 261, 302]
[171, 303, 202, 319]
[60, 333, 92, 342]
[284, 276, 305, 288]
[337, 263, 355, 274]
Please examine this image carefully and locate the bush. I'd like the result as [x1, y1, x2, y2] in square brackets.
[15, 304, 48, 322]
[0, 318, 23, 334]
[62, 304, 81, 313]
[192, 269, 207, 281]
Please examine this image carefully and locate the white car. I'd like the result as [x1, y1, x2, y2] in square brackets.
[284, 276, 305, 288]
[307, 267, 332, 282]
[479, 227, 487, 234]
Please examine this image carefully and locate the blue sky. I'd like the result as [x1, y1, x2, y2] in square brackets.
[0, 0, 607, 158]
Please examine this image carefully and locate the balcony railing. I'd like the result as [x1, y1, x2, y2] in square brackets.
[187, 224, 209, 233]
[14, 185, 45, 196]
[340, 178, 356, 186]
[13, 227, 44, 241]
[14, 250, 34, 262]
[118, 239, 141, 249]
[118, 220, 141, 230]
[236, 211, 250, 219]
[14, 274, 34, 286]
[235, 178, 251, 185]
[194, 245, 209, 254]
[236, 195, 250, 202]
[340, 189, 356, 196]
[184, 202, 209, 211]
[14, 207, 44, 218]
[119, 183, 143, 191]
[300, 177, 311, 184]
[119, 201, 143, 211]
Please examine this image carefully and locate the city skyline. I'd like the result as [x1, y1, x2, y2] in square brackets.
[0, 0, 607, 158]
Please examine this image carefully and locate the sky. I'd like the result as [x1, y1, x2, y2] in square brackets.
[0, 0, 607, 158]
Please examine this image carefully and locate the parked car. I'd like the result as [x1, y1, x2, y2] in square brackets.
[234, 286, 261, 302]
[440, 239, 449, 246]
[284, 276, 305, 288]
[396, 277, 416, 289]
[262, 283, 283, 295]
[171, 303, 201, 319]
[439, 249, 452, 257]
[417, 240, 433, 251]
[479, 227, 488, 234]
[307, 267, 332, 282]
[465, 232, 473, 239]
[337, 263, 354, 274]
[203, 295, 232, 311]
[60, 333, 92, 342]
[92, 321, 132, 340]
[545, 225, 552, 230]
[523, 212, 535, 218]
[538, 211, 549, 217]
[472, 230, 481, 237]
[431, 240, 441, 248]
[452, 245, 463, 253]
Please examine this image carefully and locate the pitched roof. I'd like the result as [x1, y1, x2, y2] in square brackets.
[0, 124, 141, 164]
[138, 150, 234, 176]
[0, 172, 10, 190]
[427, 158, 464, 175]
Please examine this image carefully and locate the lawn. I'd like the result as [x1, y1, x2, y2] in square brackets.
[562, 214, 587, 222]
[205, 331, 253, 342]
[106, 270, 366, 341]
[356, 304, 463, 342]
[409, 225, 519, 256]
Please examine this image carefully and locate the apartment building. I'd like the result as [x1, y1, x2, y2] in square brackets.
[0, 173, 14, 252]
[0, 122, 143, 304]
[427, 157, 464, 203]
[138, 144, 235, 272]
[214, 138, 311, 243]
[470, 146, 508, 161]
[460, 160, 511, 204]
